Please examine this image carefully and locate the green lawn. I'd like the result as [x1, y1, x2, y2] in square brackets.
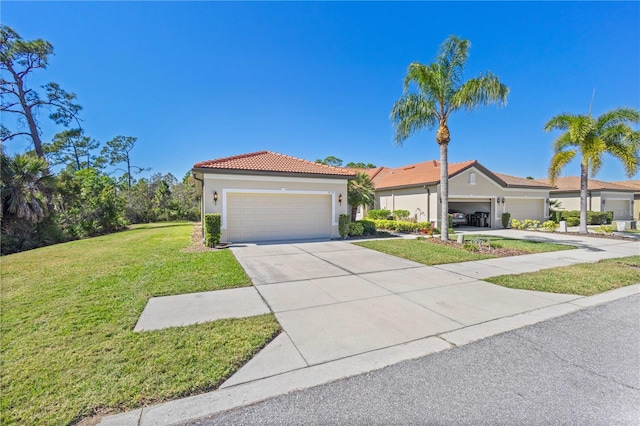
[486, 256, 640, 295]
[354, 235, 574, 266]
[0, 223, 280, 425]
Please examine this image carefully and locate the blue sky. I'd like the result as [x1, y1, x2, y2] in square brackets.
[2, 1, 639, 182]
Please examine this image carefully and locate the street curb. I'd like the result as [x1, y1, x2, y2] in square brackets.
[98, 283, 639, 426]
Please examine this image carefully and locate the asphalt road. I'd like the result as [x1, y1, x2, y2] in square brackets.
[186, 294, 640, 425]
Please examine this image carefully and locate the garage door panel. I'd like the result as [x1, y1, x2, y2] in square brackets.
[506, 199, 544, 221]
[607, 200, 631, 220]
[227, 193, 332, 242]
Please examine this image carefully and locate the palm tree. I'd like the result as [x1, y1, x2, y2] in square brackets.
[545, 107, 640, 233]
[347, 172, 375, 221]
[1, 152, 54, 224]
[390, 35, 508, 240]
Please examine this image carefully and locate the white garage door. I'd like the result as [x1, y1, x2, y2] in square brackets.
[505, 199, 544, 221]
[226, 193, 332, 242]
[606, 200, 631, 220]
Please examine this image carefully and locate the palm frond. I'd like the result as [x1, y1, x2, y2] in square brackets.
[596, 107, 640, 130]
[390, 93, 438, 145]
[451, 72, 509, 111]
[437, 35, 469, 88]
[604, 138, 640, 177]
[552, 132, 576, 151]
[544, 113, 578, 132]
[548, 150, 576, 185]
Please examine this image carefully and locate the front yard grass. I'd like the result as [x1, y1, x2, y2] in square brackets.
[0, 222, 280, 425]
[486, 256, 640, 296]
[354, 234, 574, 266]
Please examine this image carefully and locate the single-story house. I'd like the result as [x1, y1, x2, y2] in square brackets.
[192, 151, 355, 242]
[539, 177, 636, 220]
[366, 160, 552, 229]
[613, 180, 640, 220]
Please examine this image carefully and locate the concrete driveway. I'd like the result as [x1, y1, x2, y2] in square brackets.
[227, 238, 584, 384]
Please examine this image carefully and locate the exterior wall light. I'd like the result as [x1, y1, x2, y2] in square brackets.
[338, 194, 343, 205]
[501, 197, 505, 204]
[497, 197, 501, 204]
[213, 191, 218, 205]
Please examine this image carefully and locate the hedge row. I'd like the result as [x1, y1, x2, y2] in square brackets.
[549, 210, 613, 225]
[372, 219, 433, 233]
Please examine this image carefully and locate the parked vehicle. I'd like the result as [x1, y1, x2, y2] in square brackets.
[448, 210, 468, 227]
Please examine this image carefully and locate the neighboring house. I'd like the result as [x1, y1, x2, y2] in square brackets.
[192, 151, 355, 242]
[369, 160, 552, 229]
[613, 180, 640, 220]
[539, 177, 635, 220]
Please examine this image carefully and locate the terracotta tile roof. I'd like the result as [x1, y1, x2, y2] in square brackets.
[370, 160, 478, 189]
[493, 173, 551, 188]
[539, 176, 636, 192]
[194, 151, 356, 177]
[346, 166, 385, 180]
[613, 180, 640, 191]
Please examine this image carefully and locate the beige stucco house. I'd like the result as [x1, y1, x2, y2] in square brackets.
[192, 151, 354, 242]
[540, 177, 636, 220]
[366, 160, 552, 229]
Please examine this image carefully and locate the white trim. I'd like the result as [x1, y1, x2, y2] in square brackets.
[603, 197, 634, 201]
[221, 188, 337, 229]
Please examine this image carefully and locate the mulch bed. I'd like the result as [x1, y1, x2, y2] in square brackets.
[423, 236, 529, 257]
[560, 231, 630, 240]
[181, 222, 217, 252]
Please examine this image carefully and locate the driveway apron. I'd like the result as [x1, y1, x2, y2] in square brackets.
[227, 239, 581, 385]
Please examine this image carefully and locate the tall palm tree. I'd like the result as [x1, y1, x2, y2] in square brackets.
[545, 107, 640, 233]
[347, 172, 375, 221]
[1, 152, 54, 223]
[390, 35, 508, 240]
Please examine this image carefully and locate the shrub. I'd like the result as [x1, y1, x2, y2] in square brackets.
[550, 210, 614, 225]
[587, 211, 610, 225]
[356, 219, 376, 235]
[395, 221, 420, 233]
[501, 212, 511, 228]
[594, 225, 614, 234]
[339, 214, 350, 239]
[367, 209, 391, 220]
[463, 242, 479, 252]
[204, 214, 221, 247]
[393, 209, 410, 221]
[566, 217, 580, 226]
[348, 222, 364, 236]
[541, 220, 558, 232]
[448, 214, 453, 229]
[418, 221, 433, 235]
[605, 211, 614, 224]
[371, 219, 422, 233]
[372, 219, 395, 230]
[510, 218, 541, 230]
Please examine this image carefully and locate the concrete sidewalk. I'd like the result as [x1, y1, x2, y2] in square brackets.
[100, 231, 639, 426]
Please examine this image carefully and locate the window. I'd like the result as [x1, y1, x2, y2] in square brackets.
[469, 173, 476, 185]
